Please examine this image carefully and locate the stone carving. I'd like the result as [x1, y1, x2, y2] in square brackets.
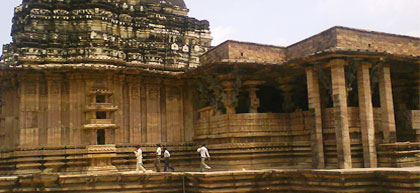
[1, 0, 211, 71]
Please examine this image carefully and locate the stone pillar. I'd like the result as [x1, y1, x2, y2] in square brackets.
[379, 64, 397, 143]
[305, 67, 325, 169]
[248, 87, 259, 113]
[113, 75, 125, 144]
[330, 59, 352, 169]
[356, 62, 377, 168]
[46, 74, 63, 146]
[244, 80, 263, 113]
[279, 85, 295, 113]
[221, 81, 236, 115]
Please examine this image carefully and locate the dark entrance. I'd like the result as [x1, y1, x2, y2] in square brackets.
[97, 129, 105, 145]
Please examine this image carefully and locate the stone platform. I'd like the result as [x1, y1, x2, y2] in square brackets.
[0, 168, 418, 193]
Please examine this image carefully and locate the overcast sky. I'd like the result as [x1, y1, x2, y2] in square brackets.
[0, 0, 419, 50]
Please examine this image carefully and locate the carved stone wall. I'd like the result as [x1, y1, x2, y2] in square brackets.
[195, 112, 313, 169]
[0, 72, 194, 148]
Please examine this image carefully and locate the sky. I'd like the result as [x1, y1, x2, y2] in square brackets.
[0, 0, 419, 50]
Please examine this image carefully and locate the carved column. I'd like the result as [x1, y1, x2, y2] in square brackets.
[305, 67, 325, 169]
[280, 85, 296, 113]
[330, 59, 352, 169]
[221, 81, 236, 115]
[46, 74, 63, 146]
[357, 62, 377, 168]
[244, 80, 263, 113]
[379, 64, 397, 143]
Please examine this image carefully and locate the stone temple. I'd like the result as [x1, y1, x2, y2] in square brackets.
[0, 0, 419, 192]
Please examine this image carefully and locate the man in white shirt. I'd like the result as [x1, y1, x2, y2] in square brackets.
[163, 147, 175, 172]
[134, 147, 146, 172]
[197, 144, 211, 172]
[155, 144, 162, 172]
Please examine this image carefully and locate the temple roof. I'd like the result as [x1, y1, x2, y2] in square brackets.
[0, 0, 211, 73]
[200, 26, 420, 66]
[143, 0, 187, 9]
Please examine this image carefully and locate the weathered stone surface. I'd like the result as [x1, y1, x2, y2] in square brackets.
[0, 0, 418, 187]
[0, 168, 419, 192]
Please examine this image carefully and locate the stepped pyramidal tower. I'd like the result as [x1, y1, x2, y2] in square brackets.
[0, 0, 211, 175]
[2, 0, 211, 69]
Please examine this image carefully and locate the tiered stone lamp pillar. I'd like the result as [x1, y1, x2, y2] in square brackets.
[84, 89, 118, 173]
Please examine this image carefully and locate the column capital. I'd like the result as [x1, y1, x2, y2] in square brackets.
[358, 61, 373, 68]
[243, 80, 265, 87]
[221, 80, 234, 89]
[327, 58, 347, 68]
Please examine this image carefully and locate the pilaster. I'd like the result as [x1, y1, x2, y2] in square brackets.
[144, 78, 162, 143]
[330, 59, 352, 169]
[113, 74, 125, 144]
[127, 76, 141, 144]
[357, 62, 377, 168]
[46, 74, 63, 146]
[67, 73, 84, 145]
[17, 73, 41, 147]
[165, 80, 184, 143]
